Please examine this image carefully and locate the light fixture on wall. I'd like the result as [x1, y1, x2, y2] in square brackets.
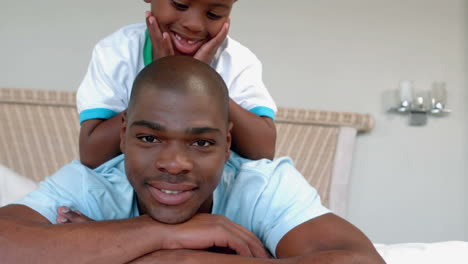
[387, 80, 451, 126]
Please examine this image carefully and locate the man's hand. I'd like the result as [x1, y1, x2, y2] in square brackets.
[56, 207, 268, 258]
[145, 11, 175, 60]
[128, 249, 198, 264]
[165, 213, 269, 258]
[129, 249, 271, 264]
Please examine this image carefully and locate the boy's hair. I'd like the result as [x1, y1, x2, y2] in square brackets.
[128, 56, 230, 124]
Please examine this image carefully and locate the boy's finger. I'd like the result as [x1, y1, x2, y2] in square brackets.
[56, 215, 70, 224]
[57, 206, 70, 215]
[57, 206, 94, 223]
[147, 15, 163, 44]
[150, 16, 173, 59]
[145, 12, 165, 58]
[163, 32, 175, 56]
[194, 21, 229, 63]
[206, 19, 230, 49]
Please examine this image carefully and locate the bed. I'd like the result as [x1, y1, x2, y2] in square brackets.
[1, 87, 466, 263]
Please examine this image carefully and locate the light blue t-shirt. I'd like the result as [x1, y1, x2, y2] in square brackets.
[14, 153, 330, 256]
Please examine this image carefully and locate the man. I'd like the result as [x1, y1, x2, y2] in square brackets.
[0, 56, 385, 263]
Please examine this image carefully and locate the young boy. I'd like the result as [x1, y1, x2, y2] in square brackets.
[77, 0, 277, 168]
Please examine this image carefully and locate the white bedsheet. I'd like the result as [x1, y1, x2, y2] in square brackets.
[374, 241, 468, 264]
[0, 165, 37, 206]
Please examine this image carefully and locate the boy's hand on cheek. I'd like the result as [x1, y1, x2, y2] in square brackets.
[194, 18, 230, 64]
[145, 11, 175, 60]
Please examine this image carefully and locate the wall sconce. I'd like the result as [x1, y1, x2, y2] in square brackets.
[387, 81, 451, 126]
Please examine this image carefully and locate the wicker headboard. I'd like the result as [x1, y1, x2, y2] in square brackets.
[0, 88, 373, 216]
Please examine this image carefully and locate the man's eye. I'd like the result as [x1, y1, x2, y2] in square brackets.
[207, 12, 222, 20]
[171, 0, 188, 10]
[139, 136, 159, 143]
[192, 140, 213, 147]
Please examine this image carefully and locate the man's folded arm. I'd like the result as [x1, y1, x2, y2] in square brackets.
[126, 213, 386, 264]
[273, 213, 386, 263]
[0, 205, 270, 263]
[0, 204, 168, 264]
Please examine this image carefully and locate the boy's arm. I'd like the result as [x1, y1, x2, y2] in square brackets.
[79, 112, 125, 168]
[229, 99, 276, 160]
[128, 214, 385, 264]
[79, 102, 277, 167]
[0, 205, 268, 263]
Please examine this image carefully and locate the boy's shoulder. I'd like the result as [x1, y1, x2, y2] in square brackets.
[212, 36, 264, 78]
[220, 36, 261, 65]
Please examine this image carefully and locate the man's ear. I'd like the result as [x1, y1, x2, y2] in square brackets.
[225, 121, 233, 161]
[119, 110, 128, 153]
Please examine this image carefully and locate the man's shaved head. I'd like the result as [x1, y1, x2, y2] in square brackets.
[128, 56, 229, 124]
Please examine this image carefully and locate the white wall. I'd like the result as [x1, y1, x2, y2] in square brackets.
[1, 0, 466, 243]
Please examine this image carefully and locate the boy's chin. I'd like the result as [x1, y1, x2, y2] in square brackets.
[174, 49, 197, 57]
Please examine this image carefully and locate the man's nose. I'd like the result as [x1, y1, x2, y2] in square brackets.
[155, 144, 194, 175]
[181, 10, 204, 33]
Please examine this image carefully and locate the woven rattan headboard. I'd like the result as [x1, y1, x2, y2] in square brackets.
[0, 88, 373, 214]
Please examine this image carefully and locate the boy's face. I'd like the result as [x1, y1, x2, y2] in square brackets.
[150, 0, 235, 55]
[121, 85, 232, 224]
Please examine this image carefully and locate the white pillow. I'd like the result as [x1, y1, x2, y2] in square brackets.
[0, 165, 38, 207]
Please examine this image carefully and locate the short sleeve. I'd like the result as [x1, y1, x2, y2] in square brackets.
[250, 158, 331, 257]
[76, 25, 145, 124]
[214, 37, 277, 120]
[231, 59, 277, 120]
[12, 156, 136, 223]
[76, 44, 126, 124]
[12, 161, 89, 224]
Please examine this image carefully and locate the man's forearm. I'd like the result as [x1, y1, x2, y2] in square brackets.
[130, 249, 384, 264]
[0, 215, 166, 264]
[127, 249, 276, 264]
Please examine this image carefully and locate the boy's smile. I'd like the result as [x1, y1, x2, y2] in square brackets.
[150, 0, 235, 56]
[170, 30, 206, 55]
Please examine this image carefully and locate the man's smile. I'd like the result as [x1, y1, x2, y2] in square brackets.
[148, 181, 198, 206]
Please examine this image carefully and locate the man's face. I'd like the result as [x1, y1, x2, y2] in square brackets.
[121, 86, 231, 224]
[150, 0, 235, 56]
